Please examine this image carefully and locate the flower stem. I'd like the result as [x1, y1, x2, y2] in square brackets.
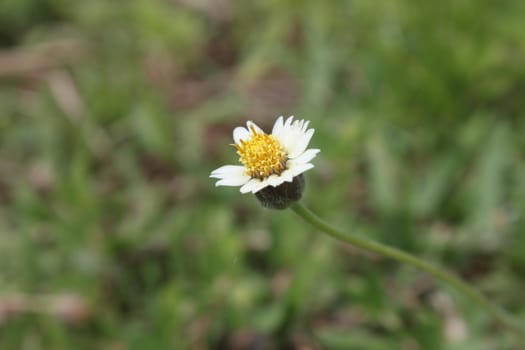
[290, 202, 524, 340]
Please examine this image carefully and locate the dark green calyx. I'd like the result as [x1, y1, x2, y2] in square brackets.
[254, 174, 305, 209]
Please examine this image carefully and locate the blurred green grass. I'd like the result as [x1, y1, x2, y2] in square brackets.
[1, 0, 525, 349]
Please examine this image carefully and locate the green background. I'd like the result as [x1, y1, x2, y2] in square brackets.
[1, 1, 525, 349]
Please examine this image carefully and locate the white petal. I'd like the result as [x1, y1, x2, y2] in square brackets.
[267, 174, 286, 187]
[287, 128, 314, 159]
[274, 121, 296, 148]
[250, 180, 271, 193]
[273, 116, 316, 159]
[276, 170, 295, 183]
[210, 165, 247, 178]
[271, 116, 284, 136]
[301, 121, 310, 132]
[239, 178, 260, 193]
[246, 121, 264, 134]
[284, 116, 294, 128]
[215, 177, 250, 187]
[233, 127, 250, 144]
[289, 148, 320, 165]
[287, 162, 314, 177]
[272, 169, 295, 183]
[276, 132, 298, 157]
[239, 178, 257, 193]
[213, 165, 250, 187]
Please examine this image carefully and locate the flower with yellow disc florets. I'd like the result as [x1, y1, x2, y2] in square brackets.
[210, 116, 319, 209]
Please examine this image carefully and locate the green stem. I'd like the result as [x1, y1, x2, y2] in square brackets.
[290, 202, 524, 340]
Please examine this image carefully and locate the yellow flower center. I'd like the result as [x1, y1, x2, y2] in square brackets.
[235, 127, 287, 179]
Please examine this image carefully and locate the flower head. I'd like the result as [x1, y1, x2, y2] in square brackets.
[210, 116, 319, 201]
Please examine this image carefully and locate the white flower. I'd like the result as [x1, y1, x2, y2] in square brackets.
[210, 116, 320, 194]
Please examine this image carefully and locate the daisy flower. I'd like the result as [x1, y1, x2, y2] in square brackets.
[210, 116, 320, 195]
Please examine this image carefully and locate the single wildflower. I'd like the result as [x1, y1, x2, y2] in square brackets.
[210, 116, 319, 208]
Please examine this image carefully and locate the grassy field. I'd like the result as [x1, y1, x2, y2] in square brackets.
[1, 1, 525, 349]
